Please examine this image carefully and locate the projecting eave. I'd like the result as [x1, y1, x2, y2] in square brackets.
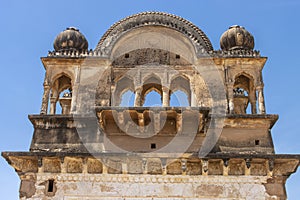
[223, 114, 278, 129]
[2, 151, 300, 177]
[40, 56, 111, 70]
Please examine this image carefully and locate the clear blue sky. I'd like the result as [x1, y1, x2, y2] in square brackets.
[0, 0, 299, 199]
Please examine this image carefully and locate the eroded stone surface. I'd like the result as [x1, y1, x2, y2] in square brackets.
[21, 174, 271, 200]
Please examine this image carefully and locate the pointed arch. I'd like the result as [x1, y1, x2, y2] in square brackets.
[170, 75, 191, 106]
[119, 90, 135, 107]
[49, 73, 72, 115]
[141, 74, 163, 106]
[170, 90, 189, 107]
[233, 72, 255, 93]
[233, 72, 256, 114]
[143, 90, 162, 107]
[114, 76, 135, 106]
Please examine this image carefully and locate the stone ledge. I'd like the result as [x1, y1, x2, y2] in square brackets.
[3, 152, 299, 177]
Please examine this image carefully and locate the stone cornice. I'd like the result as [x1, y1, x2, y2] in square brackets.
[2, 152, 299, 177]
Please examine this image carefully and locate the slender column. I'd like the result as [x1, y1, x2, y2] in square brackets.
[162, 86, 170, 107]
[110, 84, 116, 106]
[154, 113, 161, 134]
[40, 71, 51, 114]
[190, 84, 197, 107]
[134, 87, 142, 107]
[40, 85, 50, 114]
[249, 91, 257, 114]
[227, 83, 234, 114]
[257, 86, 266, 114]
[49, 97, 57, 115]
[70, 85, 77, 113]
[176, 113, 183, 133]
[71, 66, 80, 113]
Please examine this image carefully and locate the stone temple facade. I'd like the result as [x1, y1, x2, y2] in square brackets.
[2, 12, 300, 200]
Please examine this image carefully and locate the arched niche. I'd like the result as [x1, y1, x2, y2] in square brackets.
[233, 73, 256, 114]
[113, 76, 135, 106]
[170, 75, 191, 106]
[143, 90, 162, 107]
[170, 90, 189, 107]
[49, 74, 72, 114]
[141, 75, 163, 106]
[119, 90, 135, 107]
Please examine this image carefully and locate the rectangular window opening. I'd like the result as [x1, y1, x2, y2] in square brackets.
[255, 140, 260, 146]
[48, 179, 54, 193]
[175, 54, 180, 59]
[151, 143, 156, 149]
[125, 53, 130, 58]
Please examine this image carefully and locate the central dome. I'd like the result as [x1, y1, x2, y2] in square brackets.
[95, 12, 213, 53]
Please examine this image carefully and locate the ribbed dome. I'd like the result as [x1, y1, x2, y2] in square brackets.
[220, 25, 254, 51]
[53, 27, 88, 51]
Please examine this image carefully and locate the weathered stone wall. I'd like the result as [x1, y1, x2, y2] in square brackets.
[25, 174, 273, 200]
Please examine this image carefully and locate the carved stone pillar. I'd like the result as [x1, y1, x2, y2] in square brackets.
[111, 84, 117, 106]
[190, 84, 197, 107]
[257, 86, 266, 114]
[227, 83, 234, 114]
[70, 85, 78, 113]
[134, 87, 142, 107]
[249, 93, 257, 114]
[40, 85, 50, 114]
[49, 97, 57, 115]
[162, 86, 170, 107]
[176, 113, 183, 133]
[71, 66, 80, 113]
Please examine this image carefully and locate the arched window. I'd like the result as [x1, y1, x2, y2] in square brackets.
[170, 75, 191, 106]
[119, 90, 135, 107]
[49, 74, 72, 115]
[170, 90, 189, 107]
[114, 76, 134, 106]
[141, 75, 163, 107]
[56, 88, 72, 114]
[143, 90, 162, 107]
[233, 74, 255, 114]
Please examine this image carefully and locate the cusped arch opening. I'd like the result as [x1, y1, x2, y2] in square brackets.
[114, 76, 135, 106]
[170, 75, 191, 106]
[119, 90, 135, 107]
[49, 74, 72, 115]
[233, 73, 256, 114]
[143, 90, 162, 107]
[170, 90, 189, 107]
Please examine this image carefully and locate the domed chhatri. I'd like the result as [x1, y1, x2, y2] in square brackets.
[220, 25, 254, 51]
[53, 27, 88, 51]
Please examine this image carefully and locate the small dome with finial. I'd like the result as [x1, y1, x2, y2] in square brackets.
[53, 27, 88, 51]
[220, 25, 254, 51]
